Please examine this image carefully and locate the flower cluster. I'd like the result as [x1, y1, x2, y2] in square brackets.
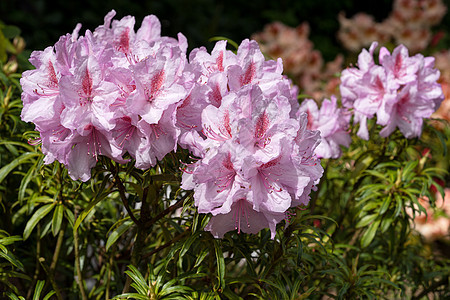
[21, 10, 189, 181]
[408, 188, 450, 242]
[251, 22, 343, 100]
[432, 50, 450, 123]
[338, 0, 447, 53]
[337, 12, 390, 52]
[340, 42, 444, 140]
[180, 39, 324, 238]
[21, 11, 324, 238]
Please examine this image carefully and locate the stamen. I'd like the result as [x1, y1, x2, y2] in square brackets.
[234, 199, 250, 233]
[203, 110, 232, 141]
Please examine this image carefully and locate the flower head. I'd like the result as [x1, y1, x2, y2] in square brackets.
[180, 40, 323, 238]
[20, 11, 188, 181]
[340, 42, 444, 139]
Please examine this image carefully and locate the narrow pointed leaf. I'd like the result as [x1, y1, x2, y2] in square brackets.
[52, 204, 64, 236]
[23, 203, 55, 240]
[0, 152, 40, 184]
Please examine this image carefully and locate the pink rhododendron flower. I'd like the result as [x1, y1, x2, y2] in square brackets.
[340, 42, 444, 139]
[298, 97, 351, 159]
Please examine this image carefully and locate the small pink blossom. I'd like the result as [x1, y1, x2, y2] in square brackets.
[298, 97, 351, 159]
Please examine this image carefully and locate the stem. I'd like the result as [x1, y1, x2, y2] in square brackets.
[143, 191, 192, 229]
[39, 258, 63, 300]
[309, 159, 329, 214]
[114, 173, 140, 225]
[73, 212, 88, 300]
[122, 182, 151, 293]
[122, 225, 147, 293]
[413, 276, 449, 300]
[50, 222, 66, 274]
[105, 248, 114, 300]
[142, 230, 190, 259]
[27, 223, 41, 300]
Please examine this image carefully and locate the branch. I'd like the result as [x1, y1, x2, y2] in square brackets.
[142, 229, 190, 259]
[26, 224, 41, 299]
[38, 258, 63, 300]
[114, 173, 140, 225]
[73, 209, 88, 300]
[143, 191, 193, 229]
[122, 221, 146, 293]
[49, 222, 66, 274]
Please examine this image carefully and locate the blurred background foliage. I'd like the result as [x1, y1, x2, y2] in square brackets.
[1, 0, 412, 61]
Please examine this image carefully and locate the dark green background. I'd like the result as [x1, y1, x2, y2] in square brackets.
[2, 0, 450, 61]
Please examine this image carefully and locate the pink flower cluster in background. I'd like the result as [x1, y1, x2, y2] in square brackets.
[340, 42, 444, 140]
[432, 50, 450, 124]
[251, 22, 343, 101]
[408, 188, 450, 242]
[338, 0, 447, 53]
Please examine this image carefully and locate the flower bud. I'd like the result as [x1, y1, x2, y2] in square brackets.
[3, 59, 18, 75]
[13, 36, 26, 54]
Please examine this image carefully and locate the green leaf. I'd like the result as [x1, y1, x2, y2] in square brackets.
[364, 170, 388, 181]
[42, 291, 56, 300]
[379, 195, 392, 215]
[361, 218, 381, 248]
[394, 194, 403, 218]
[179, 231, 199, 259]
[222, 287, 243, 300]
[64, 207, 75, 228]
[0, 235, 22, 246]
[401, 160, 418, 182]
[32, 280, 45, 300]
[380, 211, 395, 233]
[5, 292, 23, 300]
[194, 248, 209, 268]
[0, 250, 24, 271]
[356, 214, 377, 228]
[113, 293, 148, 300]
[51, 204, 64, 236]
[208, 36, 239, 50]
[23, 203, 55, 240]
[0, 152, 40, 184]
[0, 140, 35, 152]
[18, 159, 37, 204]
[73, 189, 112, 232]
[2, 25, 21, 39]
[106, 220, 133, 251]
[213, 239, 225, 291]
[124, 265, 148, 295]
